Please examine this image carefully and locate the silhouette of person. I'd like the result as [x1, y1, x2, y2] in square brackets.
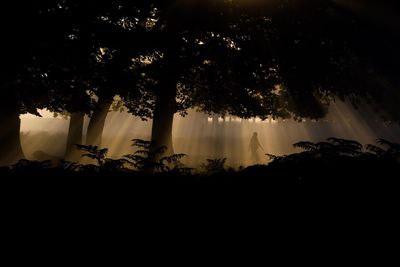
[249, 132, 264, 164]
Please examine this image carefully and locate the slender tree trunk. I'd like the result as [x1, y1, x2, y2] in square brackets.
[0, 106, 24, 166]
[212, 114, 219, 126]
[151, 79, 177, 156]
[65, 113, 84, 162]
[86, 95, 114, 147]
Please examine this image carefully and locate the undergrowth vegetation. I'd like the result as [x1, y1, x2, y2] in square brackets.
[1, 138, 399, 186]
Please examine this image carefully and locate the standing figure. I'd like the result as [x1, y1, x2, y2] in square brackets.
[249, 132, 264, 164]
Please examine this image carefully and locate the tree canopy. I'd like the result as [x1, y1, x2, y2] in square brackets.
[0, 0, 399, 164]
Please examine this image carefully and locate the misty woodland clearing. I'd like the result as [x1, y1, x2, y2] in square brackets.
[1, 1, 399, 184]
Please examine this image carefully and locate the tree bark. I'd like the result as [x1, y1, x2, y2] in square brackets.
[0, 106, 24, 166]
[86, 95, 114, 147]
[151, 79, 177, 156]
[65, 112, 84, 162]
[150, 40, 180, 158]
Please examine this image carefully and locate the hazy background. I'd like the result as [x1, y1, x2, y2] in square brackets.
[20, 101, 400, 167]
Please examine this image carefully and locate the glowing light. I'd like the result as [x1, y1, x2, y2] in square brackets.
[19, 103, 400, 168]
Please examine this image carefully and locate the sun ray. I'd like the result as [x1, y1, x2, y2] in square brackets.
[20, 101, 400, 168]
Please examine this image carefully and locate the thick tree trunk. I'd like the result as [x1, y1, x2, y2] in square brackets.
[86, 95, 114, 147]
[0, 107, 24, 166]
[151, 80, 177, 156]
[150, 42, 180, 158]
[65, 113, 84, 162]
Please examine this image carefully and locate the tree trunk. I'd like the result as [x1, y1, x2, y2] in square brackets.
[150, 43, 180, 158]
[86, 95, 114, 147]
[212, 114, 219, 127]
[0, 107, 24, 166]
[151, 80, 177, 156]
[65, 113, 84, 162]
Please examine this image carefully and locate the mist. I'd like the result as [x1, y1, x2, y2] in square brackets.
[20, 101, 400, 168]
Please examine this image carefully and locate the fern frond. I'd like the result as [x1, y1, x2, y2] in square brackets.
[293, 141, 318, 151]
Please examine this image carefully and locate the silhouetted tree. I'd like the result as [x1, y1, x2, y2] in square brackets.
[40, 1, 154, 158]
[132, 0, 400, 154]
[1, 0, 399, 166]
[132, 1, 289, 154]
[0, 1, 66, 165]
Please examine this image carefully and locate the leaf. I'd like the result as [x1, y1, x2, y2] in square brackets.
[366, 144, 385, 156]
[266, 153, 280, 160]
[327, 137, 362, 150]
[134, 150, 150, 156]
[293, 141, 318, 151]
[131, 139, 152, 149]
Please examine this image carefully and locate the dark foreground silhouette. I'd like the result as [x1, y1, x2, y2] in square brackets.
[1, 138, 399, 189]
